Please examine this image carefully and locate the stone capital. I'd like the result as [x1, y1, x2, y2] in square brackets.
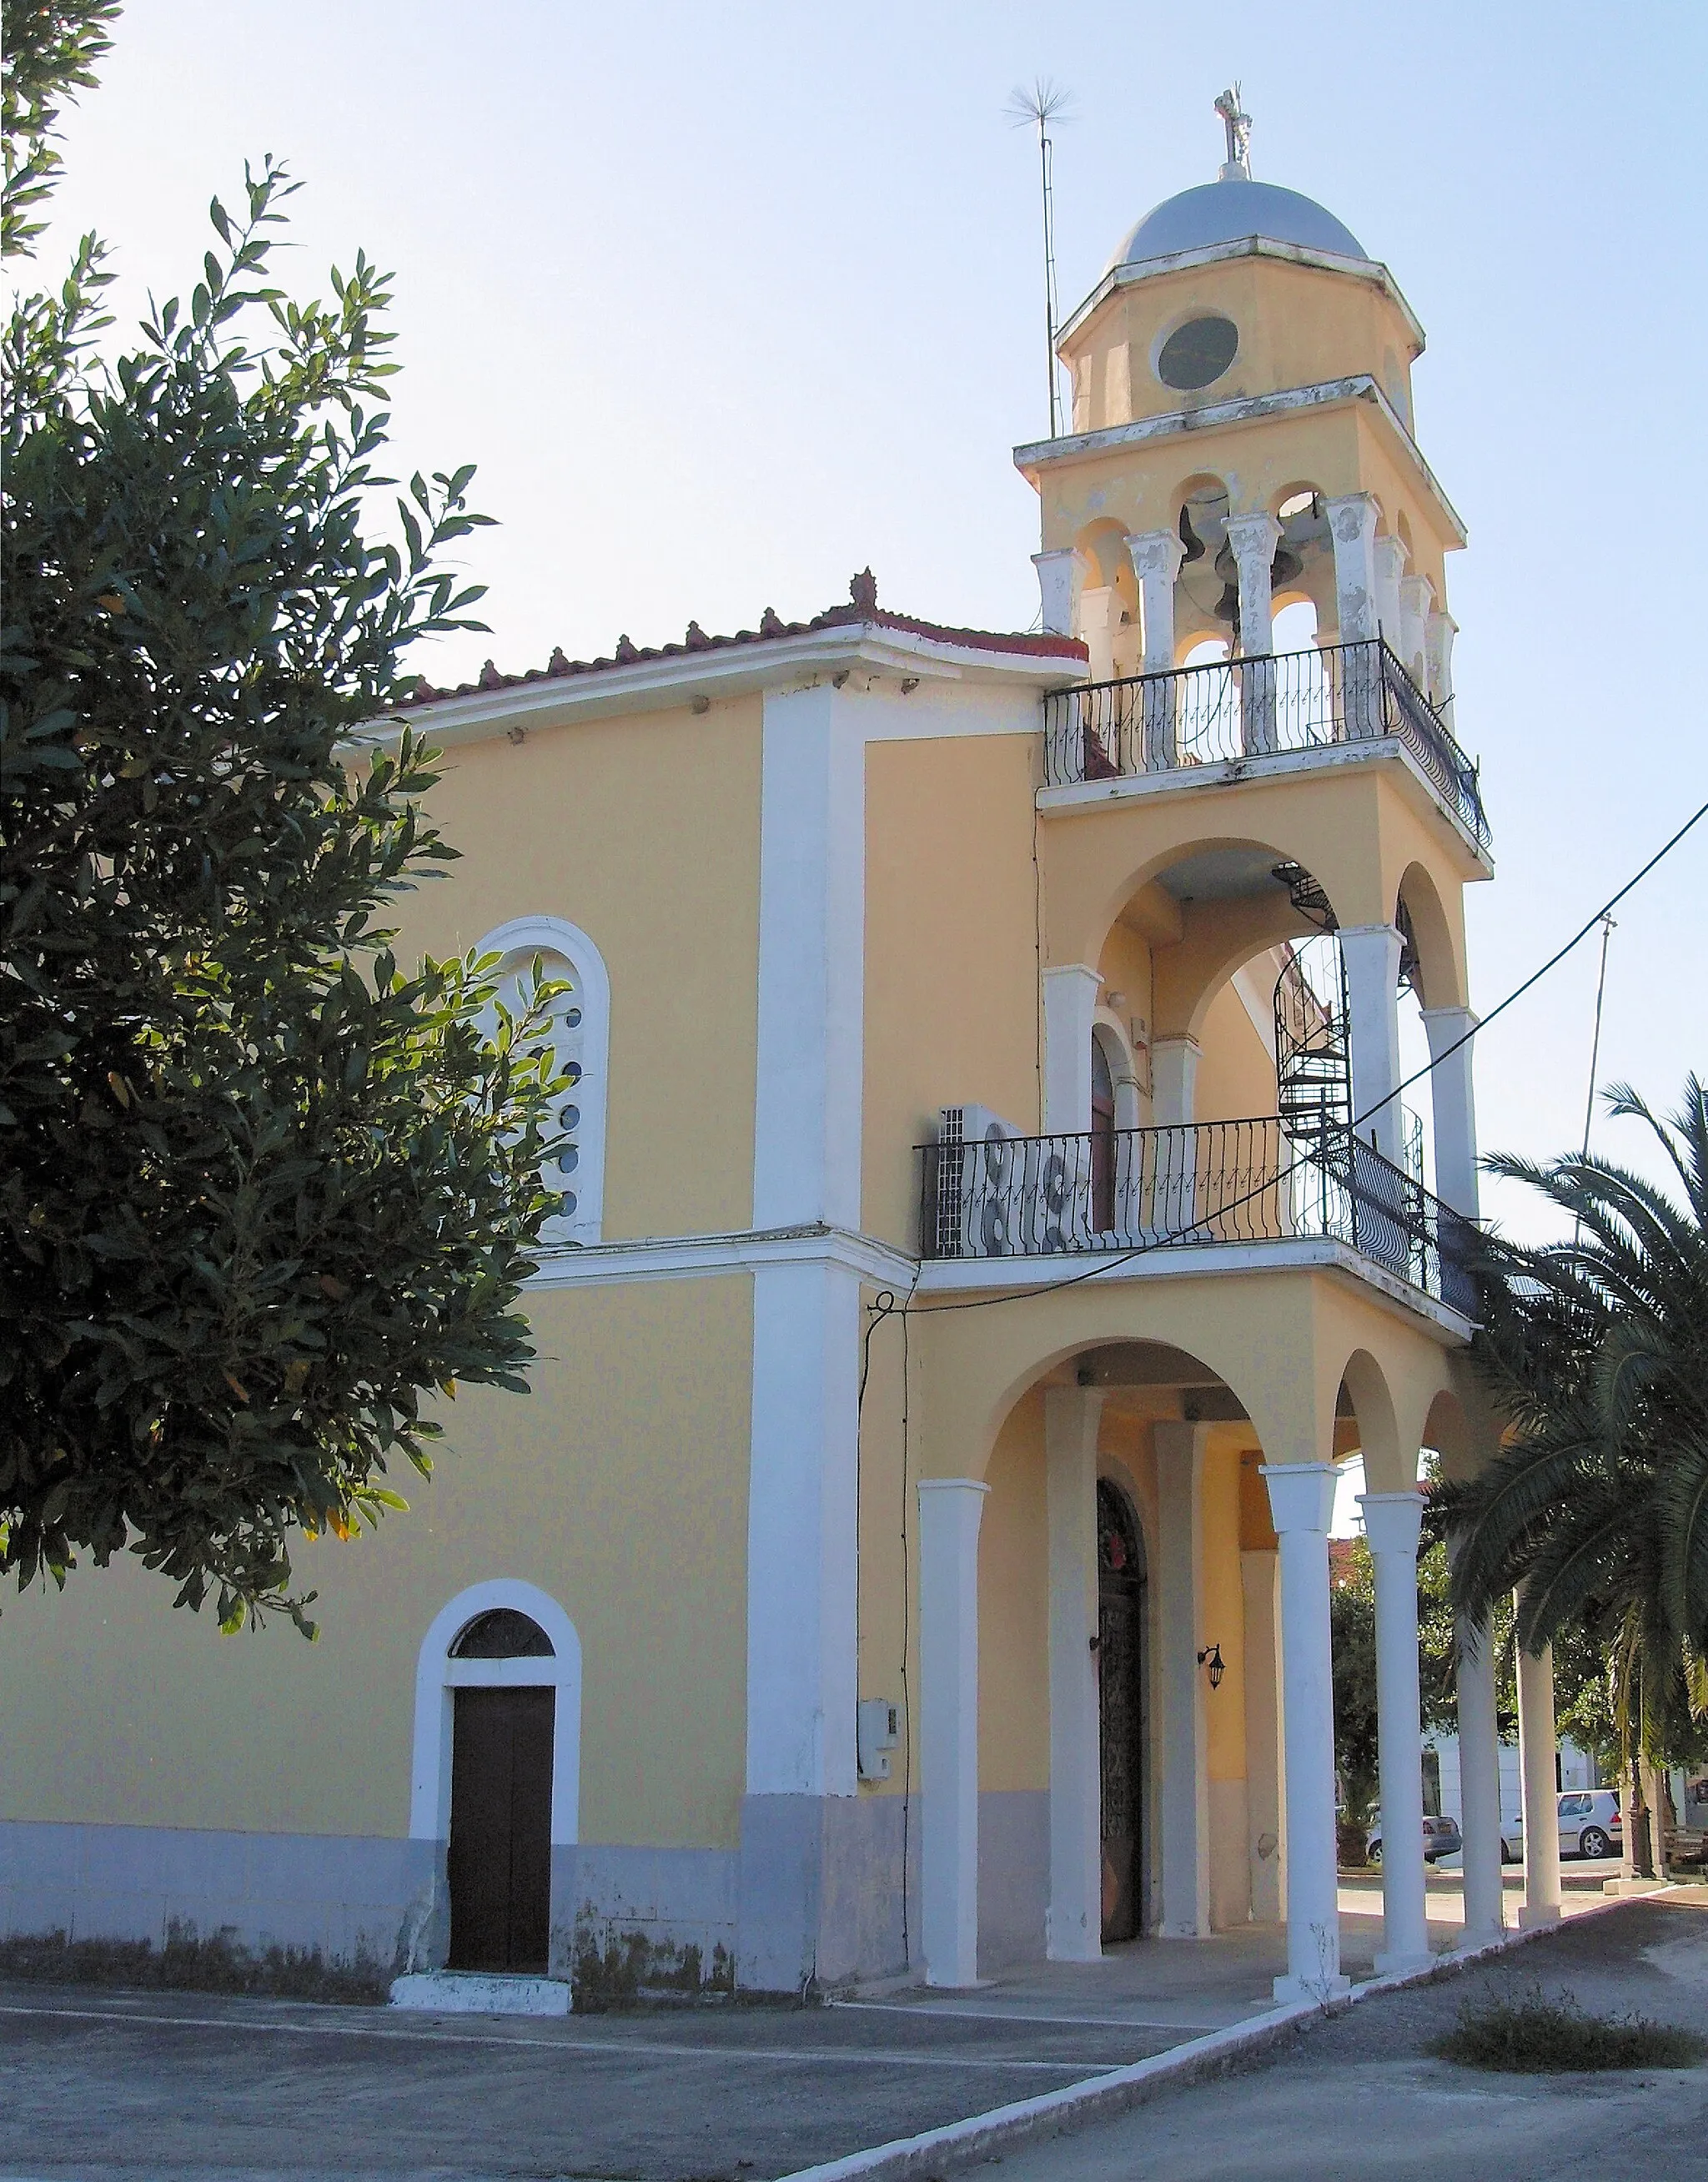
[1125, 529, 1186, 584]
[1260, 1461, 1339, 1536]
[1324, 491, 1379, 543]
[1358, 1489, 1425, 1559]
[1223, 510, 1282, 564]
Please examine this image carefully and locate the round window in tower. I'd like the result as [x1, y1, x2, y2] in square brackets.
[1156, 314, 1239, 393]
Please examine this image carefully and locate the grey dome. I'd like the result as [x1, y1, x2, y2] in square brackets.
[1111, 178, 1367, 271]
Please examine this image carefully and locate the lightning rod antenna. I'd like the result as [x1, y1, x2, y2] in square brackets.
[1007, 79, 1073, 440]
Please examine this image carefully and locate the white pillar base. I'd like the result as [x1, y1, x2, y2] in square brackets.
[1374, 1948, 1434, 1977]
[1517, 1902, 1562, 1929]
[1273, 1969, 1352, 2005]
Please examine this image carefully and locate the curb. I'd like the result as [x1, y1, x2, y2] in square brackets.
[779, 1888, 1677, 2182]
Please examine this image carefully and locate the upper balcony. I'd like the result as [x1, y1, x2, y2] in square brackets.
[1041, 636, 1489, 853]
[918, 1114, 1478, 1325]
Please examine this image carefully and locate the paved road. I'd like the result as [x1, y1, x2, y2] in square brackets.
[1, 1893, 1699, 2181]
[987, 1894, 1708, 2182]
[0, 1978, 1172, 2181]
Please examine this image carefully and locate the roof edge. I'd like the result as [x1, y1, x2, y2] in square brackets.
[1056, 234, 1427, 359]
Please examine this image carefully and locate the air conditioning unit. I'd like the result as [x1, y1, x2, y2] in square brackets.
[936, 1105, 1021, 1259]
[936, 1108, 1094, 1259]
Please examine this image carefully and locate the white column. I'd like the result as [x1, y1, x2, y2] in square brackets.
[1225, 510, 1279, 654]
[1515, 1636, 1562, 1927]
[1374, 533, 1406, 650]
[1078, 586, 1118, 683]
[1398, 573, 1433, 685]
[1126, 529, 1185, 671]
[1225, 510, 1282, 756]
[1454, 1594, 1506, 1947]
[752, 684, 864, 1232]
[1155, 1421, 1210, 1937]
[1359, 1491, 1431, 1973]
[1425, 608, 1459, 728]
[1150, 1036, 1202, 1238]
[1263, 1462, 1349, 2001]
[1045, 1390, 1104, 1961]
[745, 1264, 862, 1802]
[1324, 493, 1379, 644]
[1241, 1548, 1286, 1923]
[1151, 1036, 1200, 1126]
[917, 1478, 990, 1987]
[1339, 924, 1406, 1168]
[1042, 964, 1102, 1134]
[1126, 529, 1186, 770]
[1420, 1007, 1479, 1219]
[1032, 548, 1078, 637]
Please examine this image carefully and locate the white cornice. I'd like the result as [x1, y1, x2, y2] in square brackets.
[1013, 375, 1468, 551]
[523, 1220, 1472, 1341]
[1056, 234, 1427, 355]
[914, 1236, 1474, 1344]
[1036, 734, 1494, 879]
[351, 624, 1085, 754]
[525, 1223, 917, 1292]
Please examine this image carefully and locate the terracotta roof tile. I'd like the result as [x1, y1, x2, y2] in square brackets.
[399, 571, 1085, 709]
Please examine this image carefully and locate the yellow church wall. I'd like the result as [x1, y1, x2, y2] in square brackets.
[1036, 401, 1456, 608]
[1038, 761, 1483, 981]
[1203, 1431, 1252, 1928]
[0, 1275, 755, 1855]
[977, 1390, 1050, 1795]
[1065, 256, 1418, 438]
[1193, 975, 1278, 1125]
[862, 732, 1045, 1246]
[390, 693, 764, 1241]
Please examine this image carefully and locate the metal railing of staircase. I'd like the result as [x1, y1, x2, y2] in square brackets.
[918, 1116, 1479, 1317]
[1040, 637, 1489, 851]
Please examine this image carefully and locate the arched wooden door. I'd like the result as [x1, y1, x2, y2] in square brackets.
[446, 1609, 556, 1973]
[1098, 1479, 1149, 1943]
[1091, 1037, 1117, 1233]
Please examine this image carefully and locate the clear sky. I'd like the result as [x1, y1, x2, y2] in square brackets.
[34, 0, 1708, 1241]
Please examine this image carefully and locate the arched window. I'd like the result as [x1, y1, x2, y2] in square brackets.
[477, 916, 610, 1249]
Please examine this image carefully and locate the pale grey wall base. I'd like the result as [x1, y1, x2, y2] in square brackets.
[978, 1790, 1049, 1973]
[551, 1843, 737, 1986]
[737, 1792, 915, 1993]
[0, 1794, 1050, 1991]
[0, 1820, 432, 1969]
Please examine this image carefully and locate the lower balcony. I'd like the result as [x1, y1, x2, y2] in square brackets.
[919, 1114, 1478, 1320]
[1041, 636, 1489, 852]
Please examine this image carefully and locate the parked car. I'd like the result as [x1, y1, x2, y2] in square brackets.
[1366, 1814, 1461, 1867]
[1500, 1788, 1623, 1863]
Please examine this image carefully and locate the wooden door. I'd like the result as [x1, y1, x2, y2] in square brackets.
[1098, 1481, 1148, 1943]
[1091, 1037, 1118, 1233]
[447, 1687, 555, 1973]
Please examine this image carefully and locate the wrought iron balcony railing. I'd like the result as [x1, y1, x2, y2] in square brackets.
[1041, 637, 1489, 851]
[920, 1115, 1479, 1319]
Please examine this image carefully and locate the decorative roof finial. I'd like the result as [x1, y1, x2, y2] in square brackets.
[1214, 84, 1252, 181]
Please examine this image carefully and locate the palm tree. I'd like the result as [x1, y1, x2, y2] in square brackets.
[1436, 1077, 1708, 1826]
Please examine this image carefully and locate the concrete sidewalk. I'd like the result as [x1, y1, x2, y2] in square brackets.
[872, 1892, 1708, 2182]
[0, 1883, 1685, 2181]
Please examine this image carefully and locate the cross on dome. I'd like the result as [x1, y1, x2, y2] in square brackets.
[1214, 83, 1253, 180]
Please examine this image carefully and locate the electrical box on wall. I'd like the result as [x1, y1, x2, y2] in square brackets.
[857, 1699, 901, 1782]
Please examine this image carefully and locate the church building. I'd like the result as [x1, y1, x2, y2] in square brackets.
[3, 104, 1559, 2005]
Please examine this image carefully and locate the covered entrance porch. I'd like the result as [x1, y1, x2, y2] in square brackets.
[908, 1261, 1518, 2002]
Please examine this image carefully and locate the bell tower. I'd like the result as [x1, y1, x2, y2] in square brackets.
[1020, 93, 1462, 723]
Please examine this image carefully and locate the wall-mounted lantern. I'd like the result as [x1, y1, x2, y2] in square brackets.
[1197, 1642, 1226, 1691]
